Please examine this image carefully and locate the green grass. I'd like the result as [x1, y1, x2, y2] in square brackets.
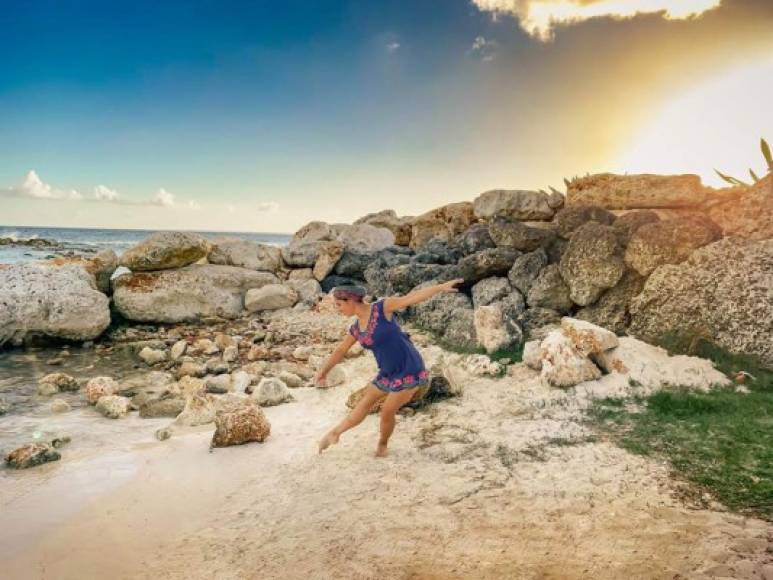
[588, 340, 773, 521]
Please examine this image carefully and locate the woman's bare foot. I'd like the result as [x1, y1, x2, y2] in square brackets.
[375, 443, 389, 458]
[318, 431, 339, 454]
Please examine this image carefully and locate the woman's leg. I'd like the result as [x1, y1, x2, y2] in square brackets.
[318, 384, 386, 453]
[376, 388, 417, 457]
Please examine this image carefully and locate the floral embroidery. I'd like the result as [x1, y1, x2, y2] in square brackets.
[350, 301, 380, 347]
[373, 369, 429, 392]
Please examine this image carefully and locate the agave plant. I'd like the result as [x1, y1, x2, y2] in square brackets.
[714, 138, 772, 187]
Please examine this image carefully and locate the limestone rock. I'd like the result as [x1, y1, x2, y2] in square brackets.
[211, 404, 271, 447]
[553, 205, 616, 239]
[474, 303, 523, 354]
[539, 331, 602, 388]
[473, 189, 556, 221]
[85, 376, 119, 405]
[410, 202, 475, 250]
[252, 377, 293, 406]
[139, 395, 186, 418]
[566, 173, 709, 209]
[119, 231, 208, 271]
[95, 395, 132, 419]
[313, 241, 345, 281]
[354, 209, 413, 246]
[113, 265, 278, 323]
[281, 241, 322, 268]
[624, 214, 723, 276]
[517, 307, 562, 339]
[50, 399, 71, 413]
[176, 361, 207, 379]
[559, 222, 625, 306]
[245, 284, 299, 312]
[706, 173, 773, 240]
[175, 394, 217, 426]
[170, 340, 188, 360]
[560, 317, 618, 356]
[5, 443, 61, 469]
[288, 268, 314, 280]
[471, 277, 511, 309]
[333, 224, 396, 253]
[0, 263, 110, 343]
[285, 278, 323, 306]
[208, 238, 283, 273]
[38, 373, 79, 396]
[458, 248, 520, 283]
[612, 210, 660, 245]
[522, 340, 542, 370]
[508, 248, 548, 296]
[526, 264, 573, 313]
[325, 366, 346, 387]
[139, 346, 167, 366]
[489, 217, 557, 252]
[454, 224, 496, 256]
[575, 270, 645, 334]
[222, 345, 239, 363]
[205, 374, 233, 394]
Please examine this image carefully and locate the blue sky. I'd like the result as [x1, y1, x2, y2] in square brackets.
[1, 0, 771, 232]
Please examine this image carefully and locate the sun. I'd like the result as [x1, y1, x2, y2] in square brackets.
[614, 57, 773, 187]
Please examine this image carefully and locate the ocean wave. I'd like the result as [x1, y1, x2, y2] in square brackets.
[0, 231, 39, 242]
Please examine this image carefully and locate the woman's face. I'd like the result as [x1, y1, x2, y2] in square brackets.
[334, 298, 358, 316]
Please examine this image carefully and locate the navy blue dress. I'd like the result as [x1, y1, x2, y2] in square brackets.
[348, 299, 428, 393]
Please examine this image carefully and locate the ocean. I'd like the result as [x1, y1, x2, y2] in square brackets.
[0, 225, 292, 264]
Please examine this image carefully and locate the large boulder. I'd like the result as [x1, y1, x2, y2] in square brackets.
[410, 289, 477, 350]
[312, 241, 345, 281]
[458, 248, 520, 284]
[354, 210, 413, 246]
[113, 265, 278, 322]
[629, 238, 773, 367]
[565, 173, 709, 209]
[560, 317, 618, 356]
[0, 263, 110, 344]
[211, 403, 271, 447]
[508, 248, 548, 296]
[386, 263, 459, 295]
[245, 284, 299, 312]
[334, 251, 379, 278]
[285, 278, 323, 306]
[575, 270, 645, 334]
[95, 395, 132, 419]
[281, 241, 321, 268]
[43, 249, 118, 294]
[473, 189, 558, 221]
[488, 218, 557, 251]
[471, 277, 511, 308]
[208, 238, 283, 273]
[538, 331, 602, 387]
[705, 173, 773, 240]
[333, 224, 395, 253]
[526, 264, 573, 313]
[410, 202, 475, 250]
[454, 224, 496, 256]
[624, 214, 722, 277]
[413, 240, 461, 265]
[119, 231, 208, 271]
[553, 205, 616, 239]
[612, 211, 660, 245]
[559, 222, 625, 306]
[474, 303, 523, 354]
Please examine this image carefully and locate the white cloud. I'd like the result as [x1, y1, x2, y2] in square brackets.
[1, 170, 83, 201]
[152, 188, 175, 208]
[386, 41, 401, 53]
[256, 201, 279, 213]
[471, 0, 723, 41]
[187, 200, 201, 210]
[470, 36, 497, 61]
[94, 184, 120, 201]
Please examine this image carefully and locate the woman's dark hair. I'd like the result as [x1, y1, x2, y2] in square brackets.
[331, 285, 367, 302]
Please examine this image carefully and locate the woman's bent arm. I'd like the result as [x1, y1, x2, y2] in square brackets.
[384, 278, 463, 315]
[315, 334, 357, 385]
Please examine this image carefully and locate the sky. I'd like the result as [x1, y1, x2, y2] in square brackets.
[1, 0, 771, 233]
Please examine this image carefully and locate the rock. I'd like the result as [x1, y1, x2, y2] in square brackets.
[231, 371, 255, 393]
[292, 221, 334, 243]
[559, 222, 625, 306]
[245, 284, 299, 312]
[454, 224, 496, 256]
[624, 214, 722, 276]
[612, 211, 660, 245]
[293, 346, 313, 361]
[38, 373, 79, 396]
[176, 361, 207, 379]
[354, 209, 413, 246]
[278, 371, 304, 388]
[539, 331, 602, 388]
[630, 238, 773, 367]
[222, 345, 239, 363]
[472, 189, 556, 221]
[333, 224, 396, 253]
[155, 428, 172, 441]
[119, 231, 209, 271]
[553, 205, 616, 239]
[565, 173, 709, 209]
[575, 270, 645, 334]
[42, 249, 119, 295]
[288, 268, 314, 280]
[560, 317, 618, 356]
[85, 376, 119, 405]
[5, 443, 61, 469]
[139, 394, 186, 418]
[410, 202, 475, 250]
[522, 340, 542, 370]
[139, 346, 167, 366]
[211, 404, 271, 447]
[594, 336, 730, 389]
[325, 366, 346, 387]
[706, 173, 773, 240]
[207, 238, 283, 272]
[0, 263, 110, 343]
[443, 309, 478, 351]
[205, 374, 233, 394]
[334, 251, 377, 278]
[474, 303, 523, 354]
[193, 338, 220, 355]
[489, 218, 557, 251]
[320, 275, 362, 294]
[517, 307, 562, 338]
[118, 371, 174, 397]
[546, 237, 569, 265]
[471, 277, 511, 309]
[413, 240, 461, 265]
[95, 395, 132, 419]
[252, 377, 293, 406]
[281, 241, 322, 268]
[285, 279, 323, 306]
[458, 248, 520, 283]
[205, 357, 229, 375]
[170, 340, 188, 360]
[411, 289, 472, 336]
[113, 265, 279, 323]
[177, 376, 206, 397]
[312, 241, 345, 281]
[175, 394, 217, 426]
[499, 291, 527, 321]
[463, 354, 503, 377]
[386, 263, 459, 295]
[508, 248, 548, 296]
[526, 264, 573, 313]
[50, 399, 71, 413]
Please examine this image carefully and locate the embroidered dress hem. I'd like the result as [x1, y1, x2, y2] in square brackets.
[372, 370, 429, 393]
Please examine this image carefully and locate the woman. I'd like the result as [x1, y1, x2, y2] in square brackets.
[316, 279, 463, 457]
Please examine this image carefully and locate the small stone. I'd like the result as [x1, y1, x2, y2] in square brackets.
[0, 397, 10, 415]
[155, 427, 172, 441]
[170, 340, 188, 360]
[85, 376, 119, 405]
[210, 404, 271, 447]
[5, 443, 61, 469]
[278, 371, 304, 389]
[205, 374, 233, 394]
[38, 373, 79, 396]
[95, 395, 132, 419]
[293, 346, 313, 361]
[252, 377, 293, 407]
[139, 347, 167, 366]
[222, 345, 239, 363]
[325, 366, 346, 387]
[193, 339, 220, 356]
[522, 340, 542, 370]
[49, 399, 71, 413]
[176, 361, 207, 379]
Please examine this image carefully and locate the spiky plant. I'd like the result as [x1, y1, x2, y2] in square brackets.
[714, 138, 772, 187]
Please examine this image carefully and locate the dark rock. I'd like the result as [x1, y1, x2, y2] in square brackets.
[471, 277, 511, 309]
[517, 307, 562, 338]
[554, 205, 616, 239]
[320, 275, 363, 294]
[613, 211, 660, 245]
[453, 224, 496, 256]
[576, 270, 646, 334]
[508, 248, 548, 296]
[526, 264, 573, 313]
[5, 443, 61, 469]
[489, 217, 557, 252]
[458, 248, 520, 284]
[387, 263, 459, 295]
[412, 239, 461, 265]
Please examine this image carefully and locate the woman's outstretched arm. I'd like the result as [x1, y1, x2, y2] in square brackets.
[314, 334, 357, 387]
[384, 278, 463, 316]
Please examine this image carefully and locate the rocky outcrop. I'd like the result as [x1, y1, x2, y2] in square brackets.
[244, 284, 299, 312]
[473, 189, 559, 221]
[630, 238, 773, 367]
[354, 210, 413, 246]
[559, 222, 625, 306]
[488, 218, 556, 251]
[119, 231, 209, 271]
[553, 205, 616, 239]
[706, 173, 773, 240]
[113, 265, 278, 322]
[0, 263, 110, 344]
[211, 403, 271, 447]
[565, 173, 709, 209]
[624, 214, 721, 277]
[410, 202, 475, 250]
[208, 238, 283, 273]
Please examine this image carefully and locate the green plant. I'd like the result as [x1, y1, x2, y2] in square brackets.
[714, 137, 772, 187]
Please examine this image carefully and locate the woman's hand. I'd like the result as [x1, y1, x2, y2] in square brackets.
[314, 371, 328, 388]
[439, 278, 464, 293]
